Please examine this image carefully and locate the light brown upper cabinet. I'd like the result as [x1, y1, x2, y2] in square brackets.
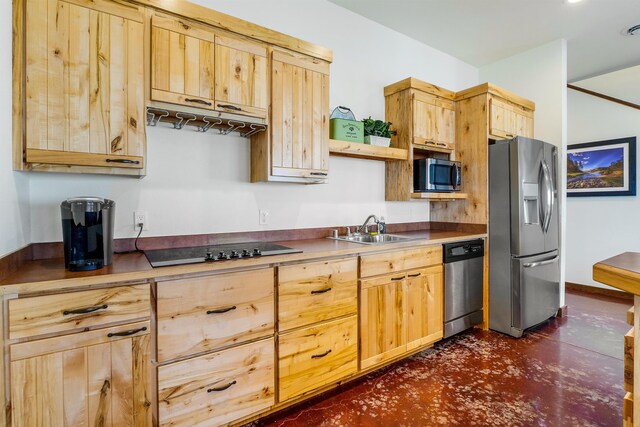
[252, 49, 330, 183]
[489, 96, 534, 140]
[413, 92, 455, 151]
[151, 14, 268, 119]
[20, 0, 146, 175]
[151, 15, 217, 111]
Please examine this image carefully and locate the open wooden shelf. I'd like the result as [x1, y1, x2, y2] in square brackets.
[411, 192, 468, 201]
[329, 139, 409, 161]
[412, 143, 453, 155]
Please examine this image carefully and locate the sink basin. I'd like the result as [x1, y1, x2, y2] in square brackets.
[330, 234, 416, 245]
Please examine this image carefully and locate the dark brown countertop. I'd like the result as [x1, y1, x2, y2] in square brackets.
[593, 252, 640, 295]
[0, 230, 486, 295]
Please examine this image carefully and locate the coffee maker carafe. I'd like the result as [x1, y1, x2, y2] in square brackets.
[61, 197, 115, 271]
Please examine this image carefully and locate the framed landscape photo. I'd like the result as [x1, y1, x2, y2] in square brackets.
[567, 137, 636, 197]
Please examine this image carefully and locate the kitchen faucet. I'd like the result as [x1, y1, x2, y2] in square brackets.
[357, 214, 379, 234]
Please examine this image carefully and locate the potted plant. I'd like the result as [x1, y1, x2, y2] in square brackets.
[362, 117, 396, 147]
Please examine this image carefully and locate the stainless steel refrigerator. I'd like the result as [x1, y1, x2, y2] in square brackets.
[489, 137, 560, 338]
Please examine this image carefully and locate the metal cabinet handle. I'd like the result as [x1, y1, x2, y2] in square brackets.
[106, 159, 140, 165]
[408, 273, 422, 278]
[310, 172, 328, 177]
[391, 276, 405, 281]
[436, 142, 448, 147]
[207, 380, 237, 392]
[311, 287, 332, 295]
[63, 304, 108, 315]
[506, 133, 515, 138]
[217, 104, 242, 111]
[311, 349, 332, 359]
[523, 256, 559, 268]
[107, 327, 147, 338]
[185, 98, 212, 106]
[207, 306, 237, 315]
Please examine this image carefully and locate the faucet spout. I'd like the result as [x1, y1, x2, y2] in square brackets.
[358, 214, 379, 234]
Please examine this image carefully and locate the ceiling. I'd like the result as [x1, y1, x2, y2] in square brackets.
[328, 0, 640, 82]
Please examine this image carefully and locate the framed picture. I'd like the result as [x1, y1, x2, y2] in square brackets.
[567, 137, 636, 197]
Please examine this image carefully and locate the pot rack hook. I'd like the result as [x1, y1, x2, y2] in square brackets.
[174, 112, 197, 130]
[199, 116, 223, 133]
[146, 108, 169, 127]
[240, 123, 267, 138]
[220, 120, 246, 135]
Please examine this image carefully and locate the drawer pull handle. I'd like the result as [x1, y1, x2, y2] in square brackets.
[309, 172, 328, 177]
[436, 142, 448, 147]
[207, 306, 237, 315]
[106, 158, 140, 165]
[208, 380, 237, 392]
[311, 349, 332, 359]
[391, 276, 404, 281]
[185, 98, 212, 106]
[217, 103, 242, 111]
[63, 304, 108, 315]
[107, 327, 147, 338]
[408, 273, 422, 278]
[311, 287, 332, 295]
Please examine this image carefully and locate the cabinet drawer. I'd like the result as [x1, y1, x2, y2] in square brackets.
[9, 284, 150, 340]
[278, 258, 357, 331]
[158, 338, 275, 427]
[279, 315, 357, 402]
[360, 246, 442, 278]
[156, 268, 274, 362]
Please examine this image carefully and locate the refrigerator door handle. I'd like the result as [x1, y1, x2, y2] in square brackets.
[523, 256, 559, 268]
[541, 160, 554, 232]
[537, 162, 546, 231]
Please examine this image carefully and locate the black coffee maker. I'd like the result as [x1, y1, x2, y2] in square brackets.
[61, 197, 115, 271]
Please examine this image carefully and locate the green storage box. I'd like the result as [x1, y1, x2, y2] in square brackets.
[330, 118, 364, 143]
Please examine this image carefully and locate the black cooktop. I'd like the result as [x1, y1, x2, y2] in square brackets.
[144, 241, 302, 267]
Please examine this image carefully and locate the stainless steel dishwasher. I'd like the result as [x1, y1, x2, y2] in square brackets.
[443, 239, 485, 338]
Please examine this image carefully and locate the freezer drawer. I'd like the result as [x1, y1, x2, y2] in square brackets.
[512, 251, 559, 334]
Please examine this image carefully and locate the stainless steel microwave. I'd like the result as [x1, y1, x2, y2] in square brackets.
[413, 158, 462, 192]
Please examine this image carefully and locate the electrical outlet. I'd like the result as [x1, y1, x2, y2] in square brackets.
[259, 209, 269, 225]
[134, 210, 149, 231]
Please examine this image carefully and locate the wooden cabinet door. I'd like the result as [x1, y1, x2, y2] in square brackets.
[215, 35, 268, 118]
[489, 97, 534, 140]
[359, 273, 407, 370]
[434, 99, 456, 149]
[10, 322, 151, 427]
[412, 92, 436, 144]
[25, 0, 145, 170]
[151, 14, 217, 110]
[405, 265, 444, 351]
[270, 50, 330, 180]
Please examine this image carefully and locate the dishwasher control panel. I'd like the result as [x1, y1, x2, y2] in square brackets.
[443, 239, 485, 263]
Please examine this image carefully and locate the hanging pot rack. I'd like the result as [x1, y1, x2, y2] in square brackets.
[146, 106, 267, 138]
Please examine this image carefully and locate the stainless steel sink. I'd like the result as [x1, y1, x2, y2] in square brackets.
[330, 233, 417, 245]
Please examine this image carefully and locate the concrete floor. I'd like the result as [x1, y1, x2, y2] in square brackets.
[250, 290, 631, 426]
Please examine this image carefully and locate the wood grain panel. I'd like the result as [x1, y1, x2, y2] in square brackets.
[385, 90, 414, 200]
[25, 0, 48, 151]
[158, 338, 274, 427]
[10, 324, 150, 427]
[626, 327, 634, 393]
[405, 265, 443, 350]
[278, 258, 357, 331]
[156, 268, 274, 362]
[359, 246, 442, 278]
[151, 27, 170, 91]
[68, 3, 91, 153]
[279, 316, 357, 401]
[360, 276, 406, 370]
[9, 284, 150, 339]
[126, 19, 145, 158]
[89, 9, 110, 154]
[169, 31, 185, 94]
[413, 93, 436, 143]
[47, 0, 69, 152]
[109, 14, 126, 156]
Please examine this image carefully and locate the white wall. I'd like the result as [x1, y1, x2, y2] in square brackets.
[26, 0, 479, 244]
[479, 40, 568, 305]
[0, 0, 30, 257]
[566, 74, 640, 289]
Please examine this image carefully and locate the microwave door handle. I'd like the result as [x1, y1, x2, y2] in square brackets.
[450, 165, 460, 190]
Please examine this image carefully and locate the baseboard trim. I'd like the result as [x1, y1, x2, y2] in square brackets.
[566, 281, 633, 301]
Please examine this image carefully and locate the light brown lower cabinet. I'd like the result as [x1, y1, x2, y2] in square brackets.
[10, 321, 151, 426]
[278, 315, 358, 402]
[360, 263, 444, 370]
[158, 338, 275, 427]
